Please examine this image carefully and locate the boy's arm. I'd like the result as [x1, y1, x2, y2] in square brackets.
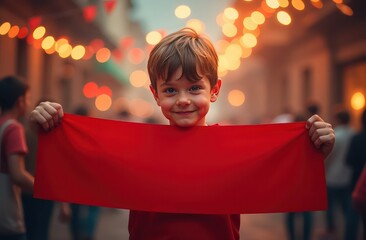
[306, 114, 335, 158]
[8, 154, 34, 193]
[29, 101, 64, 131]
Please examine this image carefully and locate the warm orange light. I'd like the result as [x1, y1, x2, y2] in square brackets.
[333, 0, 343, 3]
[90, 38, 104, 51]
[222, 23, 237, 38]
[98, 86, 112, 97]
[96, 48, 111, 63]
[351, 92, 365, 110]
[292, 0, 305, 10]
[41, 36, 55, 50]
[83, 82, 99, 98]
[337, 3, 353, 16]
[186, 19, 205, 34]
[33, 26, 46, 39]
[251, 11, 265, 25]
[228, 90, 245, 107]
[241, 47, 252, 58]
[58, 43, 72, 58]
[71, 45, 86, 60]
[175, 5, 191, 19]
[243, 17, 258, 30]
[7, 25, 19, 38]
[129, 70, 149, 88]
[240, 33, 257, 48]
[0, 22, 11, 35]
[216, 39, 230, 53]
[45, 45, 56, 54]
[278, 0, 289, 7]
[95, 94, 112, 111]
[17, 27, 28, 39]
[311, 0, 323, 8]
[146, 31, 162, 45]
[225, 44, 242, 59]
[55, 38, 69, 52]
[277, 11, 292, 25]
[83, 46, 95, 60]
[224, 7, 239, 21]
[266, 0, 280, 9]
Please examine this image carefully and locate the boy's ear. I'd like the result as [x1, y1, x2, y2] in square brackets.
[149, 85, 161, 106]
[210, 79, 222, 103]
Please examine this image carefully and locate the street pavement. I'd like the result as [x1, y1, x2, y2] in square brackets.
[48, 205, 362, 240]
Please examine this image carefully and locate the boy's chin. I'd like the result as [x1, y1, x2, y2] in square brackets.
[170, 119, 204, 128]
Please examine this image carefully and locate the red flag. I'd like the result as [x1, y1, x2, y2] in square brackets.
[83, 5, 97, 22]
[104, 0, 117, 13]
[29, 16, 42, 29]
[34, 114, 327, 214]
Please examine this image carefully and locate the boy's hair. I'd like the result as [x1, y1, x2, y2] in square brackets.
[0, 75, 29, 111]
[147, 28, 218, 91]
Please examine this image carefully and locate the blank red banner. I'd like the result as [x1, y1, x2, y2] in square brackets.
[34, 114, 327, 214]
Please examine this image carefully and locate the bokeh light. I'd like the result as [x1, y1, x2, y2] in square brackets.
[277, 11, 292, 25]
[0, 22, 11, 35]
[224, 7, 239, 21]
[146, 31, 162, 45]
[228, 90, 246, 107]
[96, 47, 111, 63]
[266, 0, 280, 9]
[83, 82, 99, 98]
[71, 45, 86, 60]
[8, 25, 19, 38]
[351, 92, 365, 110]
[222, 23, 237, 37]
[33, 26, 46, 39]
[41, 36, 55, 50]
[175, 5, 191, 19]
[95, 94, 112, 111]
[98, 86, 112, 97]
[186, 19, 205, 34]
[17, 27, 28, 39]
[129, 70, 149, 88]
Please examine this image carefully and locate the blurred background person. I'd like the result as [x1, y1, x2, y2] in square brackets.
[346, 109, 366, 240]
[322, 110, 355, 240]
[22, 98, 71, 240]
[0, 76, 33, 240]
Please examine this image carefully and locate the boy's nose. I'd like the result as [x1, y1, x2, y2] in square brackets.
[176, 92, 191, 106]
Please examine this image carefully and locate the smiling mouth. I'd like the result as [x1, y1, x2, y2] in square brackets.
[174, 110, 196, 114]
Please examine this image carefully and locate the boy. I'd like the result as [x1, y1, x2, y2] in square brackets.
[29, 28, 335, 239]
[0, 76, 34, 240]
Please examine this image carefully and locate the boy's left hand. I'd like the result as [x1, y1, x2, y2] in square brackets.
[306, 114, 335, 158]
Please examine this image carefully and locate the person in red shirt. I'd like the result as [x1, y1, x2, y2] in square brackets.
[29, 28, 335, 240]
[0, 76, 33, 240]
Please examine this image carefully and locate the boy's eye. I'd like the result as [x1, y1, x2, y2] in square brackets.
[164, 88, 176, 94]
[190, 85, 202, 91]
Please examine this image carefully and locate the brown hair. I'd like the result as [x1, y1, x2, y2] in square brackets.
[147, 28, 218, 90]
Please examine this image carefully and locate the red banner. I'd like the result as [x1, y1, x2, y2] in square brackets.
[34, 114, 327, 214]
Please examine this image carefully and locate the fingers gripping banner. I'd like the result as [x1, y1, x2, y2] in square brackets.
[34, 114, 327, 214]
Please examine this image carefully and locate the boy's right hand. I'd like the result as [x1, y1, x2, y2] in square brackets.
[29, 101, 64, 131]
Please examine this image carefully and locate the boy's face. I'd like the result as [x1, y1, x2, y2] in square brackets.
[150, 67, 221, 127]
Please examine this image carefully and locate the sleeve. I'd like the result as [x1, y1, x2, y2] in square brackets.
[3, 122, 28, 156]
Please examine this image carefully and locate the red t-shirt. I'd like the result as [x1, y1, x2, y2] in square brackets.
[0, 117, 28, 173]
[128, 210, 240, 240]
